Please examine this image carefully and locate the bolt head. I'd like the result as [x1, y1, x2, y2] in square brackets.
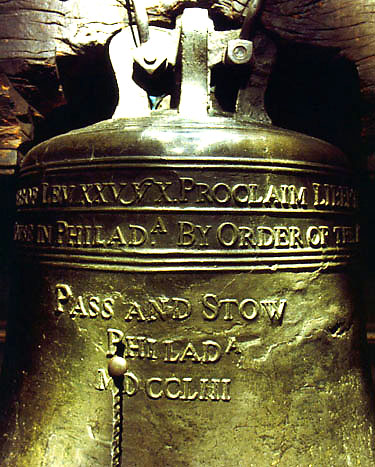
[233, 45, 248, 60]
[226, 39, 253, 65]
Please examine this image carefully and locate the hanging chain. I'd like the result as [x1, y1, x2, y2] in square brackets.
[111, 381, 124, 467]
[108, 356, 128, 467]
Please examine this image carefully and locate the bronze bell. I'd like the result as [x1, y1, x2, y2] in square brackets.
[1, 7, 374, 466]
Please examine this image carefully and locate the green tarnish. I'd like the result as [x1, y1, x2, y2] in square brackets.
[0, 113, 373, 466]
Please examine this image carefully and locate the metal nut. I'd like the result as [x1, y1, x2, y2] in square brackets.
[225, 39, 253, 65]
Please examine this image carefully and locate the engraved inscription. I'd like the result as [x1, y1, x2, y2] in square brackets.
[123, 297, 191, 322]
[96, 368, 112, 391]
[107, 329, 243, 363]
[14, 223, 34, 242]
[141, 376, 231, 401]
[15, 186, 39, 206]
[202, 294, 286, 322]
[55, 284, 287, 325]
[55, 280, 285, 403]
[96, 327, 234, 402]
[16, 219, 360, 251]
[95, 369, 231, 402]
[215, 223, 304, 248]
[312, 183, 357, 208]
[55, 283, 115, 319]
[16, 177, 357, 211]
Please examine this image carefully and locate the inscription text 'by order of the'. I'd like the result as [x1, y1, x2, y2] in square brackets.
[14, 218, 360, 249]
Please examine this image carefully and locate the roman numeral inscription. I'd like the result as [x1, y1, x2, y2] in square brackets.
[16, 178, 357, 209]
[96, 369, 231, 402]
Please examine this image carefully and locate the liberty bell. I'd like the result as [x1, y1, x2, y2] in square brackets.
[0, 4, 374, 466]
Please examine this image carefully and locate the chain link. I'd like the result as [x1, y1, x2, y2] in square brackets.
[111, 383, 123, 467]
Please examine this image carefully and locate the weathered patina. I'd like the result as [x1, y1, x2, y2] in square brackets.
[0, 6, 374, 466]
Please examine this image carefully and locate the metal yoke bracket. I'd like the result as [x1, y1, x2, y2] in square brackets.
[109, 3, 263, 118]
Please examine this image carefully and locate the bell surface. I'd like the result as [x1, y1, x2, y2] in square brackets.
[1, 114, 374, 466]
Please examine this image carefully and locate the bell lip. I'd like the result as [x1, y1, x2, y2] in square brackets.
[21, 114, 349, 174]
